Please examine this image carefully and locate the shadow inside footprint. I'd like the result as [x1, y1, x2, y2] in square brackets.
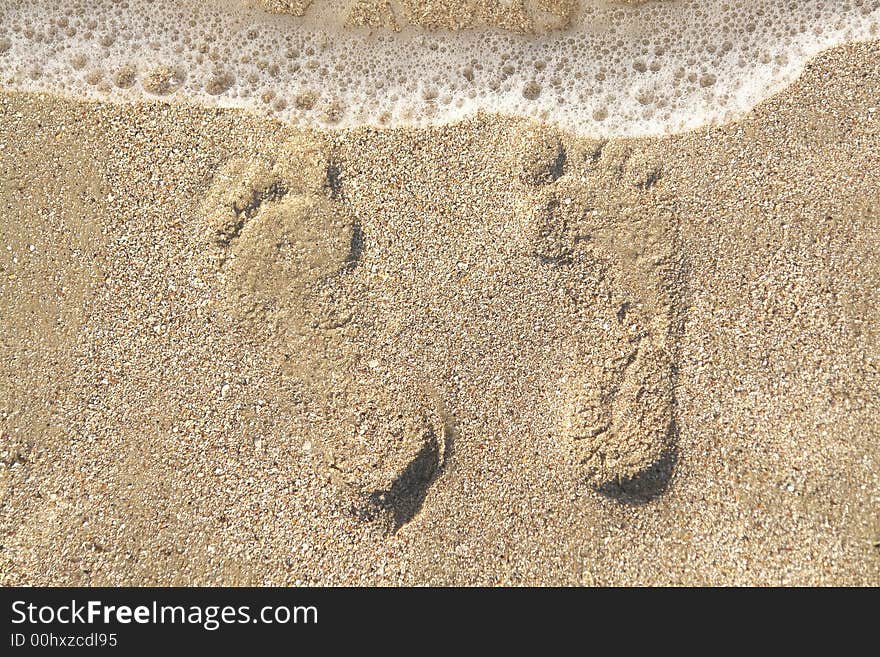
[347, 222, 364, 266]
[594, 422, 678, 505]
[327, 160, 343, 199]
[548, 143, 567, 182]
[362, 415, 456, 531]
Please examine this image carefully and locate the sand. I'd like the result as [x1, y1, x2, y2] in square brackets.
[0, 38, 878, 586]
[259, 0, 575, 32]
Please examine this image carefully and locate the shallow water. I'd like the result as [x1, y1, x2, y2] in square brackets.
[1, 1, 878, 136]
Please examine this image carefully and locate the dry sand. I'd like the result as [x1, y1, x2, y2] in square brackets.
[0, 39, 878, 586]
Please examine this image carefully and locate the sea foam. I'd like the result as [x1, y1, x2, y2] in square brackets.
[0, 1, 878, 136]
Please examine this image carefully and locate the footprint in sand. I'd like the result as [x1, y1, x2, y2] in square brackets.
[200, 132, 446, 532]
[324, 387, 453, 532]
[515, 126, 681, 499]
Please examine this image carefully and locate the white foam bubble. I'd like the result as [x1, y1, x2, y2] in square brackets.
[0, 1, 877, 136]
